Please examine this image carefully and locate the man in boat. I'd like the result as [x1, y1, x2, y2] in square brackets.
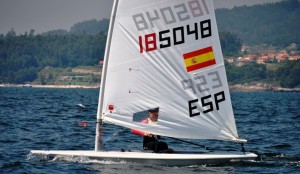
[131, 108, 169, 153]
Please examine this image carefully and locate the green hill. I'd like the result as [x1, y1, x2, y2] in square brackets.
[216, 0, 300, 46]
[0, 0, 299, 87]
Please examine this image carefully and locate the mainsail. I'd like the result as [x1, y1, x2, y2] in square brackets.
[97, 0, 242, 143]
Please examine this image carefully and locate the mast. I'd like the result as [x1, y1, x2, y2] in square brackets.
[95, 0, 119, 151]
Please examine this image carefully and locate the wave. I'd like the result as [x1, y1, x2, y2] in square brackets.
[0, 161, 22, 170]
[270, 143, 292, 149]
[28, 153, 127, 165]
[76, 103, 86, 108]
[26, 151, 300, 168]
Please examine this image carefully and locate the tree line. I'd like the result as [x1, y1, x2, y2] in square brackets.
[0, 31, 106, 83]
[0, 28, 240, 84]
[0, 0, 299, 87]
[225, 60, 300, 88]
[216, 0, 300, 46]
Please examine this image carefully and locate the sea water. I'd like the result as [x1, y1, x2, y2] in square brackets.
[0, 87, 299, 173]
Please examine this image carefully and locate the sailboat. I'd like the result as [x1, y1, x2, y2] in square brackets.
[31, 0, 257, 166]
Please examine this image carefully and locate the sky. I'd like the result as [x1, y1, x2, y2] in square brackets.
[0, 0, 283, 35]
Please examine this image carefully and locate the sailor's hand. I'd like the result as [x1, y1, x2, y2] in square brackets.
[149, 134, 155, 138]
[144, 133, 154, 137]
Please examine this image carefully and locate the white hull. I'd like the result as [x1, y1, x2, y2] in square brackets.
[31, 150, 257, 166]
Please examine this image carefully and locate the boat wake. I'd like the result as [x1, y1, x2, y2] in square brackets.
[27, 153, 127, 165]
[51, 156, 127, 165]
[27, 152, 300, 167]
[257, 152, 300, 167]
[222, 151, 300, 168]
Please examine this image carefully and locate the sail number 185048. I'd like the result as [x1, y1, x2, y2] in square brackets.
[138, 20, 211, 53]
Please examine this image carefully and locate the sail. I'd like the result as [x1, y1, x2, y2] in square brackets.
[100, 0, 241, 142]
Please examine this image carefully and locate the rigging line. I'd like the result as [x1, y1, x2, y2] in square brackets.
[168, 137, 207, 149]
[102, 129, 126, 146]
[168, 138, 246, 152]
[241, 143, 246, 155]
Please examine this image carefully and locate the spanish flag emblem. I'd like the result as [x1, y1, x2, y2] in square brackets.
[183, 46, 216, 72]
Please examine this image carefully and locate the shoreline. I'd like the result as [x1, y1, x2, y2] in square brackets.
[229, 84, 300, 92]
[0, 84, 99, 89]
[1, 83, 299, 92]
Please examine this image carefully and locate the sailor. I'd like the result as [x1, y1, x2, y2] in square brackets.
[131, 108, 169, 153]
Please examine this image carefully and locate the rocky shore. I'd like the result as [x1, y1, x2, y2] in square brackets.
[1, 83, 299, 92]
[0, 84, 99, 89]
[229, 83, 300, 92]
